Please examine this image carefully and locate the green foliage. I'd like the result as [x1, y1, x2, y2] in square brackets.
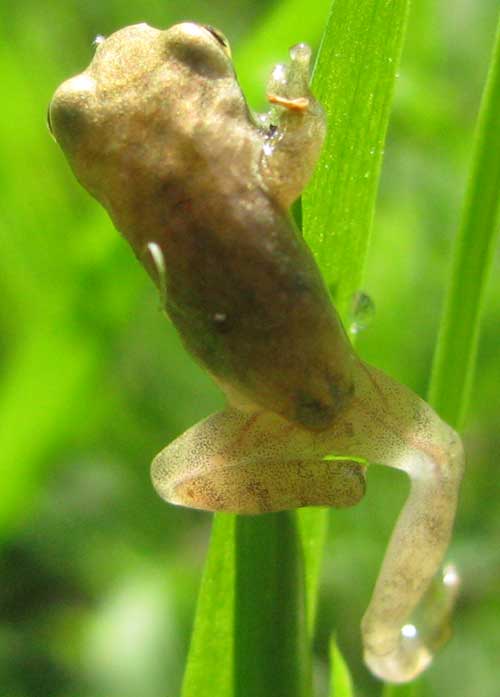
[304, 0, 410, 312]
[382, 682, 420, 697]
[180, 515, 236, 696]
[0, 2, 499, 697]
[329, 639, 355, 697]
[429, 20, 500, 428]
[182, 513, 311, 697]
[300, 0, 410, 642]
[182, 4, 410, 695]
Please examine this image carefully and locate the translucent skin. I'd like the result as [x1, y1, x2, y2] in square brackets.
[49, 22, 464, 683]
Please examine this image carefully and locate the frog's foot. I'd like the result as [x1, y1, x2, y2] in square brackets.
[266, 43, 313, 109]
[363, 561, 461, 683]
[260, 43, 326, 207]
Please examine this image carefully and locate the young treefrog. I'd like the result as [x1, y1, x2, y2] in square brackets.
[49, 22, 464, 683]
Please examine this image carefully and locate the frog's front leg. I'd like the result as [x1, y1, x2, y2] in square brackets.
[259, 43, 326, 208]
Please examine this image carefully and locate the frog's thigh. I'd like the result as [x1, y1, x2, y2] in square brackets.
[151, 409, 366, 514]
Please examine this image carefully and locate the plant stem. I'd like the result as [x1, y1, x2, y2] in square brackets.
[428, 17, 500, 428]
[234, 512, 311, 697]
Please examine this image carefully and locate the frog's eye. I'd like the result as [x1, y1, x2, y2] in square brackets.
[46, 104, 54, 136]
[203, 25, 231, 57]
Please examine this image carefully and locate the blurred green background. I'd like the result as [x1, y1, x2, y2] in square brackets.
[0, 0, 498, 695]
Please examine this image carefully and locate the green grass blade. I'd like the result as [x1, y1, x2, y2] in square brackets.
[329, 638, 354, 697]
[181, 1, 410, 693]
[299, 0, 410, 635]
[181, 513, 311, 697]
[0, 322, 98, 538]
[428, 17, 500, 428]
[297, 506, 329, 631]
[382, 17, 500, 696]
[304, 0, 411, 311]
[381, 682, 421, 697]
[181, 515, 237, 696]
[234, 513, 310, 697]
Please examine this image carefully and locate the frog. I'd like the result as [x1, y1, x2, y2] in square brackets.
[48, 21, 353, 432]
[49, 22, 464, 683]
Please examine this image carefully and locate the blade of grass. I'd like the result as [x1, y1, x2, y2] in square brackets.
[381, 682, 421, 697]
[234, 512, 310, 697]
[329, 638, 354, 697]
[181, 514, 237, 696]
[304, 0, 411, 311]
[181, 1, 410, 694]
[428, 17, 500, 428]
[181, 512, 311, 697]
[300, 0, 410, 633]
[381, 16, 500, 696]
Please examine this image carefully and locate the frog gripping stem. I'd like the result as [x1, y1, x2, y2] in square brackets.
[49, 21, 464, 684]
[152, 360, 464, 683]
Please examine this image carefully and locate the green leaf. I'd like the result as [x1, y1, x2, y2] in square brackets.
[0, 321, 98, 539]
[428, 17, 500, 428]
[329, 638, 354, 697]
[181, 513, 311, 697]
[304, 0, 411, 312]
[381, 682, 421, 697]
[181, 514, 236, 696]
[181, 1, 411, 694]
[233, 513, 311, 697]
[299, 0, 410, 644]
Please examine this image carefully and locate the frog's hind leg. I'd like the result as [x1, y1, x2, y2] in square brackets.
[150, 408, 366, 515]
[151, 360, 464, 683]
[326, 361, 465, 683]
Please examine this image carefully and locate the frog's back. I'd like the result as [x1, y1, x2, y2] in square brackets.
[159, 183, 354, 430]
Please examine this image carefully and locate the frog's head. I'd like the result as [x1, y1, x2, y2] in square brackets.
[48, 23, 247, 226]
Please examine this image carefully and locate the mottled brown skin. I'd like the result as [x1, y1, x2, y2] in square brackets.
[50, 23, 465, 683]
[49, 22, 353, 430]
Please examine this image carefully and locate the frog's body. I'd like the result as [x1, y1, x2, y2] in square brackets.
[50, 22, 464, 684]
[49, 22, 352, 430]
